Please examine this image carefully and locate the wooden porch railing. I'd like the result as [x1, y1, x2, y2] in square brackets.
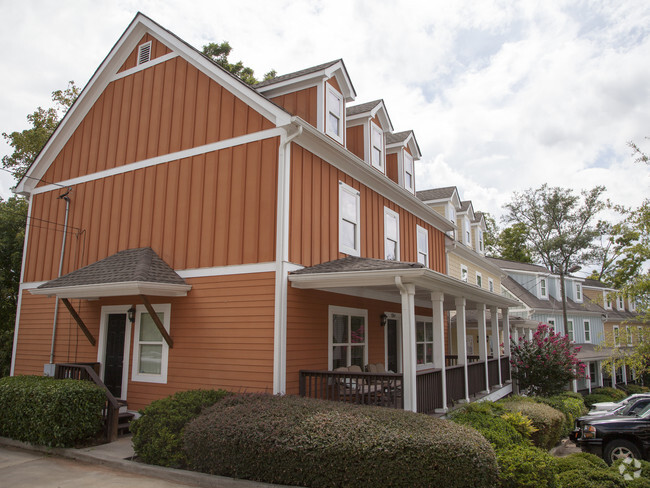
[445, 355, 482, 367]
[54, 363, 120, 442]
[416, 368, 443, 414]
[445, 364, 466, 403]
[488, 358, 500, 386]
[500, 356, 511, 381]
[467, 361, 486, 396]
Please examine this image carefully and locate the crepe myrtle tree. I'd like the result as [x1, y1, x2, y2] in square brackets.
[510, 323, 586, 396]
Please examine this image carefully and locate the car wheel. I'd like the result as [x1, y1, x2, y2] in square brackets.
[604, 440, 642, 465]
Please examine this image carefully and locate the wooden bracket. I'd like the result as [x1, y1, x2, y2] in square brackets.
[140, 295, 173, 348]
[60, 298, 96, 347]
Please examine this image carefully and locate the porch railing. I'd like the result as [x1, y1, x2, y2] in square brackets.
[54, 363, 120, 442]
[500, 356, 511, 382]
[467, 361, 486, 396]
[488, 358, 500, 386]
[445, 355, 482, 367]
[416, 368, 443, 414]
[445, 364, 466, 404]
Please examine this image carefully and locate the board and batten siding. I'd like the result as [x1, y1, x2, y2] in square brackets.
[289, 144, 446, 271]
[25, 138, 279, 283]
[118, 33, 172, 73]
[270, 86, 318, 127]
[14, 273, 275, 411]
[39, 55, 275, 186]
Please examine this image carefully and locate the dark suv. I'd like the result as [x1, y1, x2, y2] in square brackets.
[573, 401, 650, 464]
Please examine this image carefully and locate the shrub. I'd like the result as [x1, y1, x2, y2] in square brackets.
[184, 393, 499, 488]
[560, 391, 584, 400]
[497, 444, 558, 488]
[0, 375, 105, 447]
[537, 395, 588, 436]
[450, 401, 526, 449]
[556, 452, 608, 473]
[623, 385, 650, 395]
[584, 393, 616, 409]
[592, 387, 627, 402]
[501, 411, 538, 439]
[131, 388, 230, 468]
[627, 479, 650, 488]
[612, 458, 650, 480]
[557, 468, 625, 488]
[500, 400, 565, 450]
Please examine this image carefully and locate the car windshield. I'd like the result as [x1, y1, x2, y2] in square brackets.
[636, 403, 650, 418]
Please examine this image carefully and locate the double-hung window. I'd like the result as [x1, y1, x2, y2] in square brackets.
[464, 219, 471, 245]
[575, 283, 582, 302]
[329, 306, 367, 369]
[540, 278, 548, 299]
[476, 272, 482, 288]
[460, 264, 468, 282]
[339, 182, 360, 256]
[477, 229, 484, 253]
[627, 326, 633, 346]
[371, 123, 384, 171]
[132, 304, 171, 384]
[613, 326, 620, 347]
[617, 296, 625, 311]
[326, 85, 344, 143]
[488, 278, 494, 293]
[584, 320, 591, 343]
[604, 292, 612, 310]
[416, 319, 434, 366]
[416, 225, 429, 267]
[384, 207, 399, 261]
[566, 320, 574, 342]
[403, 152, 414, 193]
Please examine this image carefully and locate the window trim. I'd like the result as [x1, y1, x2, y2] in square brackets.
[383, 207, 400, 261]
[488, 278, 494, 293]
[574, 282, 582, 302]
[617, 296, 625, 311]
[97, 305, 132, 400]
[604, 291, 612, 310]
[627, 325, 633, 346]
[460, 264, 468, 283]
[403, 151, 414, 194]
[584, 320, 591, 343]
[476, 272, 482, 288]
[566, 319, 574, 342]
[328, 305, 368, 370]
[415, 315, 435, 369]
[325, 84, 344, 143]
[539, 278, 548, 299]
[464, 218, 471, 245]
[339, 181, 361, 256]
[131, 303, 171, 384]
[416, 225, 429, 267]
[613, 325, 620, 347]
[370, 122, 384, 172]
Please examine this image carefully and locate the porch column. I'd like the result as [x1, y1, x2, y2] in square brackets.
[477, 304, 489, 393]
[622, 361, 628, 385]
[492, 305, 502, 386]
[572, 367, 578, 392]
[455, 297, 470, 402]
[588, 362, 592, 393]
[598, 361, 604, 387]
[397, 279, 417, 412]
[431, 291, 447, 413]
[612, 362, 617, 388]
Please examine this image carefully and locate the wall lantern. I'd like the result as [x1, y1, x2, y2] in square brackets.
[127, 306, 136, 323]
[380, 313, 388, 327]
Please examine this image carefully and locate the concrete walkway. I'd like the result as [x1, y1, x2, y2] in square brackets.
[0, 436, 287, 488]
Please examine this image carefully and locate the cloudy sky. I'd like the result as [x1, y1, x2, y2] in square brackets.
[1, 0, 649, 222]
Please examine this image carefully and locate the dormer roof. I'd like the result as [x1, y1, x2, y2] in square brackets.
[385, 130, 422, 159]
[458, 200, 475, 221]
[255, 59, 356, 102]
[472, 211, 486, 227]
[346, 99, 394, 132]
[416, 186, 459, 204]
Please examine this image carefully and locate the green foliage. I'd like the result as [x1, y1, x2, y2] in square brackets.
[557, 468, 625, 488]
[201, 42, 275, 85]
[511, 324, 586, 396]
[0, 375, 104, 447]
[184, 393, 499, 488]
[537, 394, 588, 436]
[560, 390, 584, 400]
[592, 387, 628, 402]
[621, 384, 650, 394]
[556, 452, 608, 473]
[449, 401, 526, 449]
[496, 444, 559, 488]
[583, 393, 617, 408]
[130, 388, 230, 468]
[500, 399, 565, 450]
[627, 479, 650, 488]
[494, 223, 534, 262]
[501, 411, 539, 439]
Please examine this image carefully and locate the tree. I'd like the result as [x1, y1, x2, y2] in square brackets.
[202, 42, 275, 85]
[504, 184, 606, 329]
[494, 223, 534, 263]
[510, 323, 586, 396]
[2, 81, 79, 178]
[628, 137, 649, 165]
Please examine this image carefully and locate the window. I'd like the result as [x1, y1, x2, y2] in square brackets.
[476, 272, 483, 288]
[617, 296, 625, 311]
[384, 207, 399, 260]
[416, 225, 429, 267]
[639, 326, 644, 343]
[416, 320, 434, 366]
[630, 299, 637, 312]
[339, 182, 360, 256]
[464, 219, 471, 245]
[460, 264, 468, 282]
[589, 362, 596, 383]
[488, 278, 494, 293]
[575, 283, 582, 302]
[138, 41, 152, 65]
[540, 278, 548, 299]
[604, 292, 612, 310]
[329, 306, 367, 369]
[547, 318, 555, 330]
[326, 85, 344, 143]
[132, 304, 171, 383]
[627, 326, 633, 346]
[613, 325, 620, 347]
[403, 152, 414, 193]
[584, 320, 591, 343]
[371, 123, 384, 171]
[566, 320, 574, 342]
[477, 229, 484, 253]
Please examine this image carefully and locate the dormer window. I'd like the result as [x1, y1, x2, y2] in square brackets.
[477, 229, 484, 253]
[604, 292, 612, 310]
[575, 283, 582, 302]
[384, 207, 399, 260]
[138, 41, 152, 65]
[371, 123, 384, 171]
[617, 296, 625, 311]
[464, 219, 471, 245]
[326, 85, 344, 143]
[540, 278, 548, 299]
[630, 299, 636, 312]
[404, 152, 414, 194]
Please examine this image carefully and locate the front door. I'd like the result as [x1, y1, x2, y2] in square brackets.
[385, 316, 402, 373]
[104, 314, 127, 398]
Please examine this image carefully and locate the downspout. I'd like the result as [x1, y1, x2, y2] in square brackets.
[49, 188, 71, 364]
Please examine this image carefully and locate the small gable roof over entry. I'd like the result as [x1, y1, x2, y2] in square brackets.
[32, 247, 191, 299]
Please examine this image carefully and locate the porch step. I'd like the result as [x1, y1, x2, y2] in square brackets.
[116, 401, 135, 436]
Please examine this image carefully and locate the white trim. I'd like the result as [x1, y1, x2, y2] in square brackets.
[384, 207, 400, 261]
[31, 127, 285, 196]
[339, 181, 361, 256]
[460, 264, 469, 283]
[626, 325, 633, 346]
[325, 84, 344, 144]
[137, 41, 152, 65]
[370, 122, 384, 172]
[539, 277, 548, 300]
[30, 281, 191, 299]
[20, 281, 48, 290]
[383, 312, 402, 373]
[566, 319, 574, 342]
[177, 262, 278, 278]
[414, 314, 435, 370]
[403, 151, 414, 194]
[416, 225, 429, 267]
[113, 52, 178, 81]
[574, 282, 583, 303]
[604, 291, 613, 310]
[613, 325, 620, 347]
[617, 295, 625, 311]
[97, 305, 132, 401]
[131, 303, 171, 384]
[584, 320, 591, 343]
[476, 271, 483, 288]
[328, 305, 368, 369]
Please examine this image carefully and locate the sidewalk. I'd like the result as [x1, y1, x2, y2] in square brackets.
[0, 436, 287, 488]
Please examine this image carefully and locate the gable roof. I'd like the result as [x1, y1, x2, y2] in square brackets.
[582, 278, 615, 290]
[346, 99, 394, 132]
[255, 60, 341, 88]
[15, 12, 292, 196]
[385, 130, 422, 160]
[487, 257, 551, 274]
[417, 186, 458, 203]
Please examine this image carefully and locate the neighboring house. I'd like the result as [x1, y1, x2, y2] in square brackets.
[10, 13, 518, 416]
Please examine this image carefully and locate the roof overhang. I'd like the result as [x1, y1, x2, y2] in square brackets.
[31, 281, 192, 299]
[346, 100, 394, 132]
[446, 242, 505, 277]
[385, 131, 422, 160]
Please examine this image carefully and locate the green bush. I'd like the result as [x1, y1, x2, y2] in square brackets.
[612, 458, 650, 480]
[497, 444, 558, 488]
[450, 402, 526, 449]
[560, 391, 584, 400]
[184, 393, 499, 488]
[556, 452, 608, 473]
[0, 375, 105, 447]
[627, 479, 650, 488]
[500, 400, 565, 450]
[131, 389, 230, 468]
[537, 395, 588, 436]
[622, 384, 650, 395]
[584, 393, 616, 409]
[592, 387, 627, 402]
[557, 468, 625, 488]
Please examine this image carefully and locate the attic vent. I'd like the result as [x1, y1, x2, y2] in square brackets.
[138, 41, 152, 65]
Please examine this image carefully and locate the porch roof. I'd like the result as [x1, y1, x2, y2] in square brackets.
[289, 257, 520, 310]
[31, 247, 192, 299]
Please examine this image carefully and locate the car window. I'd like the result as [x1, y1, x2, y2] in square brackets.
[621, 399, 650, 415]
[637, 403, 650, 418]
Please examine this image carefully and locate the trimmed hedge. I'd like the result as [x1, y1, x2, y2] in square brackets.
[555, 452, 608, 473]
[592, 387, 628, 402]
[0, 375, 105, 447]
[184, 393, 499, 488]
[450, 402, 526, 449]
[623, 385, 650, 395]
[131, 388, 230, 468]
[537, 394, 588, 436]
[497, 444, 558, 488]
[584, 393, 616, 409]
[500, 399, 565, 450]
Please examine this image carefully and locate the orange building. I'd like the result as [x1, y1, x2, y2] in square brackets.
[11, 13, 517, 415]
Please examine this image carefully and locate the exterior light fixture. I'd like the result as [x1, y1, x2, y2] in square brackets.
[380, 313, 388, 327]
[127, 306, 136, 323]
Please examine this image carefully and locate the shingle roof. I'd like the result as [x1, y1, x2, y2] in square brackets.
[386, 131, 412, 145]
[582, 278, 611, 289]
[346, 100, 382, 116]
[459, 201, 472, 212]
[416, 186, 457, 202]
[503, 276, 603, 314]
[473, 211, 485, 224]
[37, 248, 186, 290]
[487, 257, 551, 274]
[291, 256, 425, 275]
[255, 59, 341, 88]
